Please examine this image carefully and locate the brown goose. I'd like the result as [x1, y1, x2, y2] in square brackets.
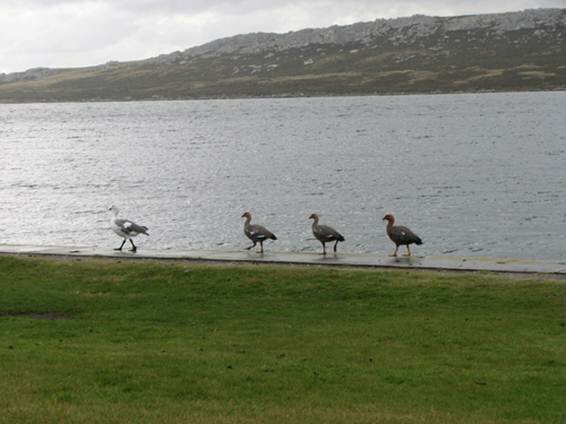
[383, 213, 422, 257]
[241, 212, 277, 253]
[309, 213, 345, 255]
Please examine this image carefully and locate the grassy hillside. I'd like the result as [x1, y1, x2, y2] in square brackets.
[1, 256, 565, 423]
[1, 10, 565, 102]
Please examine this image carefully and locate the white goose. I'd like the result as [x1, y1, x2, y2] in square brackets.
[109, 206, 149, 252]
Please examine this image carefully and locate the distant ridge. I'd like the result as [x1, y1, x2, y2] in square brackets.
[1, 9, 565, 102]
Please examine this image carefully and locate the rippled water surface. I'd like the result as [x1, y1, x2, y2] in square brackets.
[1, 92, 565, 260]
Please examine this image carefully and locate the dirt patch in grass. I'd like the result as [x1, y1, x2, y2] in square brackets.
[0, 311, 70, 320]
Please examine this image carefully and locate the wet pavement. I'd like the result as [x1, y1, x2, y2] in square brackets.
[1, 244, 565, 276]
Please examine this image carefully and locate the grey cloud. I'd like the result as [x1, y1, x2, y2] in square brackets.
[9, 0, 566, 15]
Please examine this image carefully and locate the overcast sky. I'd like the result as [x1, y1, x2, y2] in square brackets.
[1, 0, 564, 73]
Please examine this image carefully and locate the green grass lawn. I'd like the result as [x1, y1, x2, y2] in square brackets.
[0, 256, 565, 423]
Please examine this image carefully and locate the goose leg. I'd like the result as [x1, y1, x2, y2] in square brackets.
[333, 241, 338, 253]
[259, 241, 264, 254]
[246, 241, 257, 250]
[322, 242, 326, 255]
[129, 238, 137, 252]
[114, 239, 126, 251]
[404, 245, 412, 257]
[389, 245, 399, 257]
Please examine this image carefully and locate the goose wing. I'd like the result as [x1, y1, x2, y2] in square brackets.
[246, 224, 276, 241]
[314, 224, 345, 242]
[390, 225, 422, 245]
[115, 219, 149, 236]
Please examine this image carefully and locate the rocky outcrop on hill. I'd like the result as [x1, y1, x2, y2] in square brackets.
[0, 67, 64, 83]
[178, 9, 565, 58]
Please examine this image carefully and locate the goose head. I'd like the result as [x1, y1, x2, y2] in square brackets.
[383, 213, 395, 224]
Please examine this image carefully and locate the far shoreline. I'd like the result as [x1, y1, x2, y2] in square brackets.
[0, 86, 565, 105]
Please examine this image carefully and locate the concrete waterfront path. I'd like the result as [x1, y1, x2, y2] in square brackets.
[1, 243, 565, 276]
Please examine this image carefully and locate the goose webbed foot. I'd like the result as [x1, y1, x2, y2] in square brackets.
[389, 246, 399, 257]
